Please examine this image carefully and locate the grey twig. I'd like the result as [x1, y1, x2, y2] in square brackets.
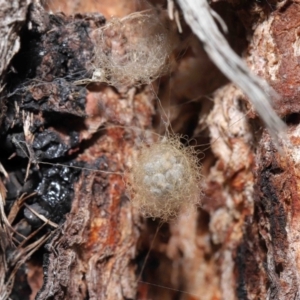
[177, 0, 286, 140]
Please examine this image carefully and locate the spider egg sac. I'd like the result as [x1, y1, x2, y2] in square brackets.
[128, 135, 202, 221]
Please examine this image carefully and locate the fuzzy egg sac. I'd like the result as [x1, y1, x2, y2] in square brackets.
[128, 135, 201, 221]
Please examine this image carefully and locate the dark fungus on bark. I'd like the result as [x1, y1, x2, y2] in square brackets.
[259, 166, 287, 251]
[235, 215, 268, 300]
[1, 3, 151, 298]
[234, 142, 289, 299]
[0, 5, 107, 297]
[1, 4, 103, 226]
[235, 242, 249, 300]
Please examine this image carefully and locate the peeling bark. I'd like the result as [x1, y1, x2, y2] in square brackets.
[0, 0, 32, 126]
[0, 3, 153, 299]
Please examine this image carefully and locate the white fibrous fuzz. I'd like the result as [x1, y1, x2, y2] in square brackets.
[128, 135, 202, 221]
[92, 10, 175, 86]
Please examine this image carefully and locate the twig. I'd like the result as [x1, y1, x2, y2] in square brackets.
[23, 203, 58, 228]
[8, 192, 36, 224]
[176, 0, 286, 142]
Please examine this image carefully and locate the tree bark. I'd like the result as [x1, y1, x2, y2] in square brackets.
[0, 0, 298, 300]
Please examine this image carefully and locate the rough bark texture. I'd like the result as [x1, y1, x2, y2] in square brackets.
[1, 0, 300, 300]
[0, 3, 152, 299]
[239, 2, 300, 298]
[0, 0, 32, 80]
[0, 0, 32, 126]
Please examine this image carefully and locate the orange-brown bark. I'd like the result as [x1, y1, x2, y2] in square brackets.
[2, 1, 300, 300]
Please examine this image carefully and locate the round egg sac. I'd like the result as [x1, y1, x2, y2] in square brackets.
[129, 135, 202, 221]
